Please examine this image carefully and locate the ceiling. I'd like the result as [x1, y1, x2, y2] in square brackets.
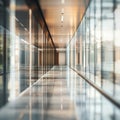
[39, 0, 89, 48]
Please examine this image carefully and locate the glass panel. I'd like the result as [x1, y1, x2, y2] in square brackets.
[95, 0, 101, 87]
[114, 0, 120, 102]
[38, 25, 43, 77]
[6, 0, 30, 100]
[0, 0, 56, 108]
[115, 1, 120, 84]
[101, 0, 114, 96]
[82, 20, 86, 75]
[0, 3, 4, 102]
[90, 0, 95, 82]
[75, 27, 81, 71]
[85, 8, 90, 79]
[67, 0, 120, 105]
[0, 26, 3, 73]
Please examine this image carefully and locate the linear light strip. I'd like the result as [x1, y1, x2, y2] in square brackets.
[29, 9, 32, 88]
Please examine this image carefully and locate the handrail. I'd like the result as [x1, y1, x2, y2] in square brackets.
[70, 67, 120, 109]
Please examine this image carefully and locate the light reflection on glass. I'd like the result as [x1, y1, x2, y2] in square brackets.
[9, 0, 16, 101]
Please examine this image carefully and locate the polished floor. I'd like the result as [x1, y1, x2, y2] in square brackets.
[0, 66, 120, 120]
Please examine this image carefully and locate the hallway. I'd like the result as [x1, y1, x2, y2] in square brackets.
[1, 0, 120, 119]
[0, 66, 120, 120]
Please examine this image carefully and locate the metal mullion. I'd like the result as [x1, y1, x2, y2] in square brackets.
[101, 0, 103, 88]
[89, 3, 91, 80]
[113, 0, 116, 84]
[94, 0, 96, 84]
[3, 0, 7, 105]
[89, 6, 90, 80]
[85, 16, 87, 77]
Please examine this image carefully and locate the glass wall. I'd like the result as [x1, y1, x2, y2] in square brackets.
[0, 0, 5, 107]
[67, 0, 120, 105]
[0, 0, 56, 107]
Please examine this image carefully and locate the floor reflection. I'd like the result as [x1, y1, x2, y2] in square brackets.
[0, 66, 120, 120]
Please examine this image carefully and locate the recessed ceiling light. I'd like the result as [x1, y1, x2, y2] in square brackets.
[61, 15, 64, 22]
[61, 0, 64, 4]
[60, 39, 63, 42]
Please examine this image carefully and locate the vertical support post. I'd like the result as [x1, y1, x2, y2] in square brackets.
[3, 0, 7, 105]
[29, 9, 32, 88]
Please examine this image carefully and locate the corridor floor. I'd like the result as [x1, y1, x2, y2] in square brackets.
[0, 66, 120, 120]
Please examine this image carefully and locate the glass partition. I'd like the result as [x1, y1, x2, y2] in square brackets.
[0, 0, 56, 107]
[67, 0, 120, 104]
